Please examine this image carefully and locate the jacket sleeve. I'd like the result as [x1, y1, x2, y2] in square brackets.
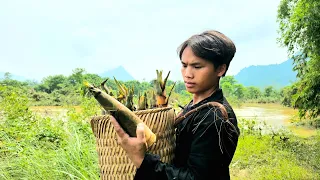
[134, 109, 230, 180]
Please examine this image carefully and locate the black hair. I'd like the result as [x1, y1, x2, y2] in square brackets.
[177, 30, 236, 76]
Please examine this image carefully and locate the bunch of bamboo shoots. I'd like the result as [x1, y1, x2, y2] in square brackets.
[152, 70, 176, 107]
[137, 92, 148, 110]
[113, 77, 135, 111]
[84, 70, 175, 146]
[84, 81, 156, 147]
[98, 70, 175, 110]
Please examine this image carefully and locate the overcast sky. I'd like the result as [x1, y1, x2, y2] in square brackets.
[0, 0, 288, 81]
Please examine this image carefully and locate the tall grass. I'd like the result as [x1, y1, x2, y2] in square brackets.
[0, 86, 100, 179]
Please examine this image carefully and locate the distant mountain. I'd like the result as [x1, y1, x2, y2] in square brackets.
[234, 59, 297, 89]
[0, 72, 28, 81]
[99, 66, 135, 81]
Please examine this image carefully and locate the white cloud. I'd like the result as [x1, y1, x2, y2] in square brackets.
[0, 0, 289, 81]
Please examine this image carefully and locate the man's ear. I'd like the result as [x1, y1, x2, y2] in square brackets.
[217, 64, 227, 77]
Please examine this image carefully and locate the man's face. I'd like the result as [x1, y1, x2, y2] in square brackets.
[181, 46, 222, 97]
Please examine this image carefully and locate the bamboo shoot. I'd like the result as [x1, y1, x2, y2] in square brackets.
[84, 82, 156, 147]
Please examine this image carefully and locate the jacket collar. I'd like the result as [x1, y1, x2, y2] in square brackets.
[176, 88, 224, 128]
[183, 88, 224, 113]
[190, 88, 223, 107]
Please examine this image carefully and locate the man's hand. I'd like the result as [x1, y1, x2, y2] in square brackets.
[110, 116, 147, 168]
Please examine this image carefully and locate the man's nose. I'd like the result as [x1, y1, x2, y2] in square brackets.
[184, 67, 194, 79]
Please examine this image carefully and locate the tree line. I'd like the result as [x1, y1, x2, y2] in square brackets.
[0, 68, 292, 109]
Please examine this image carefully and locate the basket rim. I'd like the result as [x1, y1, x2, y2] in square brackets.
[92, 107, 174, 119]
[134, 106, 173, 115]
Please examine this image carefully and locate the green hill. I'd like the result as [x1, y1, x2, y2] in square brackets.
[235, 59, 297, 89]
[99, 66, 135, 81]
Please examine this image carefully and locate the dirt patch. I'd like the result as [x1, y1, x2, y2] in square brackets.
[230, 168, 250, 179]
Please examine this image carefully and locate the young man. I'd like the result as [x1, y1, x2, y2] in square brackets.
[110, 30, 240, 180]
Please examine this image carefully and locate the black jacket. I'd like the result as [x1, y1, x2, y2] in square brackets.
[134, 89, 240, 180]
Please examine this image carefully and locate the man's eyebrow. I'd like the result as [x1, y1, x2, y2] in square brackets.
[181, 61, 202, 66]
[189, 62, 202, 66]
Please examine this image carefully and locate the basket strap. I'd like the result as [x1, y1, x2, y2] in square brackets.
[174, 101, 228, 126]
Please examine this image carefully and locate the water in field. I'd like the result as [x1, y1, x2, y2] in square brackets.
[30, 103, 317, 137]
[233, 103, 317, 137]
[29, 106, 81, 120]
[233, 103, 296, 127]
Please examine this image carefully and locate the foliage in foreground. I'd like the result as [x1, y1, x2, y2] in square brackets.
[0, 86, 100, 179]
[0, 86, 319, 179]
[231, 118, 320, 180]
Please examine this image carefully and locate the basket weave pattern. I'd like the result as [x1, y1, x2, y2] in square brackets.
[90, 107, 176, 180]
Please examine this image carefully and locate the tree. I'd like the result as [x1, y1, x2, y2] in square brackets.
[173, 81, 186, 93]
[264, 86, 274, 97]
[4, 72, 12, 80]
[220, 76, 237, 97]
[246, 86, 262, 99]
[278, 0, 320, 118]
[234, 84, 246, 100]
[221, 82, 234, 97]
[83, 73, 103, 87]
[37, 75, 67, 93]
[220, 76, 237, 86]
[0, 72, 28, 88]
[281, 83, 298, 107]
[68, 68, 86, 86]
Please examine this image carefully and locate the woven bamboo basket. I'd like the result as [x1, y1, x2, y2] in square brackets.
[90, 107, 176, 180]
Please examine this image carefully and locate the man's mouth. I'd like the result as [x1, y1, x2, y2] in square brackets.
[185, 82, 196, 88]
